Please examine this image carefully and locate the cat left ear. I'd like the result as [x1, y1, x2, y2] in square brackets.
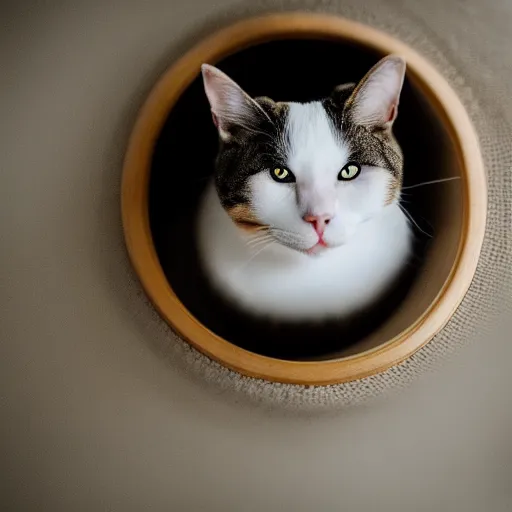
[346, 55, 406, 128]
[201, 64, 266, 141]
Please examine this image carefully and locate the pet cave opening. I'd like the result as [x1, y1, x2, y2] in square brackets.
[122, 14, 485, 384]
[150, 41, 459, 359]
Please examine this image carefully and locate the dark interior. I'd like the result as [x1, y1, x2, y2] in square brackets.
[149, 39, 453, 360]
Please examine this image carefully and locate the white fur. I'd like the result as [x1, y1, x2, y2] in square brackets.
[197, 102, 412, 321]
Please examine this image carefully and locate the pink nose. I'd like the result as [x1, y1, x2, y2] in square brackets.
[303, 214, 332, 236]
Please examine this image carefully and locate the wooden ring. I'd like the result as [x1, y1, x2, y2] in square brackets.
[121, 13, 487, 385]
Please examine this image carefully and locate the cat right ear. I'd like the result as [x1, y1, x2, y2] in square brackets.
[345, 55, 406, 129]
[201, 64, 265, 141]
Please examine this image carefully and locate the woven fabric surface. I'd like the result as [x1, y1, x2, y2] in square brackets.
[132, 0, 512, 409]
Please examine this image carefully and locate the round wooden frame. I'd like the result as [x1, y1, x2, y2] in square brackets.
[121, 13, 486, 385]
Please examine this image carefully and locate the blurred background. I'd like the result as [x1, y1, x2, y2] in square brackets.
[1, 1, 511, 510]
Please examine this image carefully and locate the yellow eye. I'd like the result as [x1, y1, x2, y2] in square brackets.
[338, 162, 361, 181]
[271, 167, 295, 183]
[274, 168, 288, 179]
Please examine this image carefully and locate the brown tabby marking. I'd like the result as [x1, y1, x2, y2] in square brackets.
[227, 204, 268, 233]
[385, 177, 401, 205]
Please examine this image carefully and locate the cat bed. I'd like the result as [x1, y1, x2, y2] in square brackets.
[122, 13, 486, 389]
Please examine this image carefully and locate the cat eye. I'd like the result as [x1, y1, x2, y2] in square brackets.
[271, 167, 296, 183]
[338, 162, 361, 181]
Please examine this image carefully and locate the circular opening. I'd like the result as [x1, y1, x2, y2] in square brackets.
[122, 13, 486, 384]
[150, 39, 455, 362]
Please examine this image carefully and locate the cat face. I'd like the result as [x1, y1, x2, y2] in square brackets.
[201, 56, 406, 254]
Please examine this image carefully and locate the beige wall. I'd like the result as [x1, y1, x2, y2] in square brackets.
[1, 1, 511, 510]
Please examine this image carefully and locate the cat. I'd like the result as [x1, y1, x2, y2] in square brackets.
[196, 55, 412, 322]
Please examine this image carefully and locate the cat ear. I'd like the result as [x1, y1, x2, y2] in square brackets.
[346, 55, 406, 128]
[201, 64, 266, 141]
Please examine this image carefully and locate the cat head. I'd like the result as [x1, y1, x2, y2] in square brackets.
[201, 55, 406, 254]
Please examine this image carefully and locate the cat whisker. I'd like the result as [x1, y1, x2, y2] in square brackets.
[253, 102, 278, 131]
[231, 241, 274, 278]
[269, 229, 307, 249]
[270, 227, 303, 239]
[401, 176, 460, 191]
[246, 234, 274, 249]
[246, 231, 271, 242]
[399, 203, 433, 238]
[236, 122, 274, 140]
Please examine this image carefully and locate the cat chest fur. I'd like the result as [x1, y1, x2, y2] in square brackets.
[198, 184, 411, 321]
